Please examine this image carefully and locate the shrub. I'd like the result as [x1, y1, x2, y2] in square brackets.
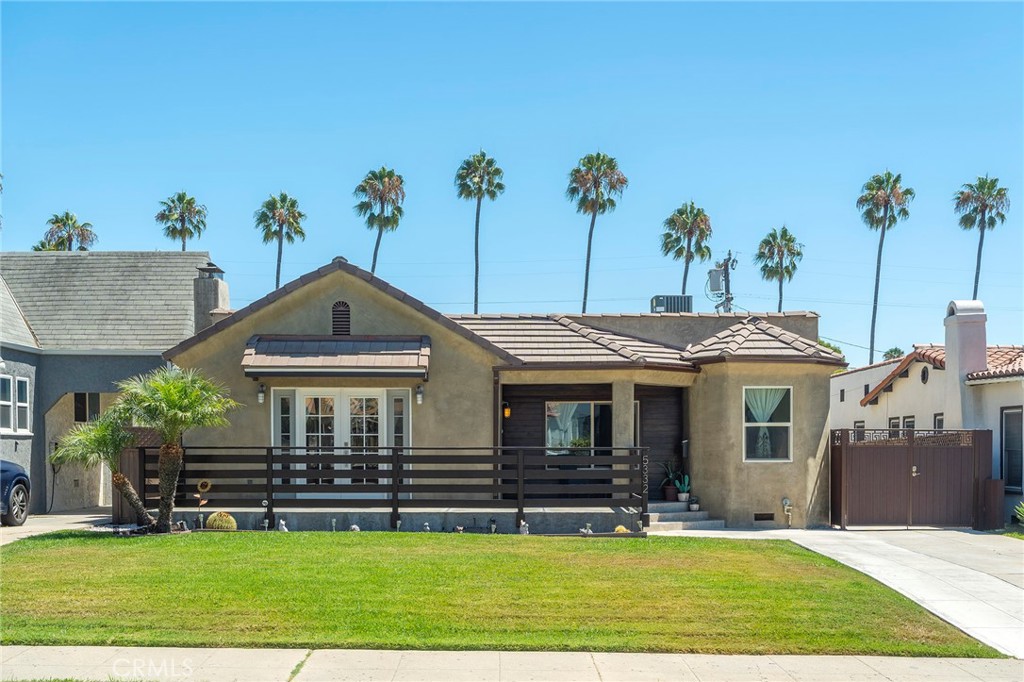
[1014, 501, 1024, 525]
[206, 511, 237, 531]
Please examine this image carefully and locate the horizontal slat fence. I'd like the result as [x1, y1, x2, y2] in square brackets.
[141, 446, 649, 527]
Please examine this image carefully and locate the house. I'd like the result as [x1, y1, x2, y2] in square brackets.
[0, 251, 229, 513]
[164, 257, 845, 529]
[830, 300, 1023, 517]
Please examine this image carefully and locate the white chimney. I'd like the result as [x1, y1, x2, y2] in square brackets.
[943, 300, 987, 429]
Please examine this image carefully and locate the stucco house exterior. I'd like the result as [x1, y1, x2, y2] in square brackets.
[0, 251, 228, 513]
[164, 257, 845, 528]
[830, 301, 1023, 516]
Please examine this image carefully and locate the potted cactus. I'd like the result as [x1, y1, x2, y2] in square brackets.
[689, 496, 700, 512]
[675, 474, 691, 503]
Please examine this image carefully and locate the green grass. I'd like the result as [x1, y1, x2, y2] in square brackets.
[0, 531, 998, 656]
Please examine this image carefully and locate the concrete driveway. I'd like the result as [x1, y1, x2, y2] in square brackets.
[650, 527, 1024, 659]
[0, 507, 110, 546]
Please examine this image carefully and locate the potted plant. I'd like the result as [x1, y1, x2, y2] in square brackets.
[660, 462, 683, 501]
[689, 496, 700, 512]
[675, 474, 691, 503]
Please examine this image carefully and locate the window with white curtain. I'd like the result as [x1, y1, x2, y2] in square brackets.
[743, 387, 792, 461]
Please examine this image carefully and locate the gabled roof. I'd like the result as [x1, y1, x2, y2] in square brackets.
[449, 314, 695, 370]
[164, 258, 521, 365]
[0, 275, 40, 349]
[0, 251, 211, 351]
[861, 344, 1024, 402]
[682, 316, 846, 365]
[241, 335, 431, 378]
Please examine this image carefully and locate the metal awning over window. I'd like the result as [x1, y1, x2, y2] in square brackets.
[241, 335, 430, 378]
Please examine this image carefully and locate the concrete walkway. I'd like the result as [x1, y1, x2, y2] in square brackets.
[1, 646, 1021, 682]
[650, 528, 1024, 659]
[0, 507, 110, 546]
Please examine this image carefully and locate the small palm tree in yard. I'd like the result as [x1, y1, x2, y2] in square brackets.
[116, 367, 239, 534]
[661, 202, 712, 297]
[50, 410, 155, 527]
[456, 151, 505, 313]
[953, 175, 1009, 299]
[255, 192, 306, 289]
[566, 152, 628, 313]
[45, 211, 97, 251]
[753, 226, 804, 313]
[354, 167, 406, 275]
[856, 171, 915, 364]
[156, 191, 208, 251]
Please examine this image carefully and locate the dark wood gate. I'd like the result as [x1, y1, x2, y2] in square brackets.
[830, 429, 1000, 530]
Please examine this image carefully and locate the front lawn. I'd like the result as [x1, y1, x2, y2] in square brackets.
[0, 531, 997, 656]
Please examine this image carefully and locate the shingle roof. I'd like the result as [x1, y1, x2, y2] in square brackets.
[682, 316, 846, 365]
[241, 335, 430, 377]
[0, 251, 211, 351]
[0, 275, 40, 349]
[449, 314, 695, 369]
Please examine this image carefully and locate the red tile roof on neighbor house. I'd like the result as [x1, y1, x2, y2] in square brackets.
[241, 335, 431, 378]
[859, 343, 1024, 405]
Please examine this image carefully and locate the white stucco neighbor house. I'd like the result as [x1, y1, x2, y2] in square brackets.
[830, 300, 1023, 517]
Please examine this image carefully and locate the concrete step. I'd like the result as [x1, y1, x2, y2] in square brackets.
[648, 511, 710, 523]
[647, 519, 727, 531]
[647, 502, 694, 513]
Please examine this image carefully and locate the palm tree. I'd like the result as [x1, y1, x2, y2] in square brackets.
[660, 202, 712, 296]
[753, 226, 804, 313]
[156, 191, 208, 251]
[116, 367, 239, 534]
[354, 167, 405, 275]
[45, 211, 97, 251]
[50, 409, 155, 527]
[31, 237, 68, 251]
[856, 171, 915, 364]
[953, 175, 1009, 299]
[566, 152, 628, 313]
[883, 347, 905, 361]
[254, 193, 306, 289]
[455, 151, 505, 313]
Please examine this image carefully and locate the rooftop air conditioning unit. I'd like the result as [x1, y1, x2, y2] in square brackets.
[650, 295, 692, 313]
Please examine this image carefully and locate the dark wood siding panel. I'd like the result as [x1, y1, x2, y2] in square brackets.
[636, 385, 685, 500]
[501, 384, 613, 448]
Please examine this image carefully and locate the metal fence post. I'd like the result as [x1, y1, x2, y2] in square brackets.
[391, 447, 401, 529]
[516, 449, 525, 527]
[265, 447, 275, 527]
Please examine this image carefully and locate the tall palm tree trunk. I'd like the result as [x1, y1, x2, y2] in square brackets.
[681, 235, 693, 296]
[275, 231, 284, 289]
[778, 253, 785, 313]
[371, 227, 384, 275]
[972, 210, 987, 299]
[868, 206, 890, 364]
[582, 212, 598, 313]
[112, 471, 155, 526]
[155, 442, 183, 533]
[473, 197, 482, 314]
[181, 217, 188, 252]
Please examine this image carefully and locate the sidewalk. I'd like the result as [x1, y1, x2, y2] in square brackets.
[1, 646, 1021, 682]
[649, 527, 1024, 658]
[0, 507, 110, 546]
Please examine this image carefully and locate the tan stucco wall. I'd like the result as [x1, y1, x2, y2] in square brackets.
[45, 392, 116, 511]
[688, 362, 833, 528]
[171, 269, 501, 455]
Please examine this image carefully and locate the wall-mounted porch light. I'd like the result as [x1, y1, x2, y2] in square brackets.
[415, 384, 424, 405]
[257, 383, 266, 404]
[502, 402, 511, 419]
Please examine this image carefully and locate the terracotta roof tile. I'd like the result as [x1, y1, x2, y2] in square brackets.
[241, 335, 430, 377]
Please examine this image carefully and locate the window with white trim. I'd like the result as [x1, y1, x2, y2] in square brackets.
[0, 376, 12, 431]
[743, 387, 792, 461]
[1003, 407, 1022, 492]
[933, 413, 944, 430]
[15, 378, 29, 432]
[902, 416, 915, 430]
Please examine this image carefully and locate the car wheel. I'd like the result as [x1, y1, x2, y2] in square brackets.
[3, 484, 29, 526]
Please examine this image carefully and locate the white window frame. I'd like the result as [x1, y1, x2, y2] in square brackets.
[0, 375, 12, 433]
[543, 400, 640, 461]
[902, 416, 915, 430]
[742, 386, 793, 463]
[15, 377, 30, 434]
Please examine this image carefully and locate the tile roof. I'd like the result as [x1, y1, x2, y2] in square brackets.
[449, 314, 695, 369]
[0, 275, 40, 349]
[241, 335, 431, 377]
[682, 316, 846, 365]
[0, 251, 211, 351]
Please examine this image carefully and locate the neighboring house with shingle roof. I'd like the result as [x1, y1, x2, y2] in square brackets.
[830, 300, 1023, 516]
[165, 257, 846, 528]
[0, 251, 229, 513]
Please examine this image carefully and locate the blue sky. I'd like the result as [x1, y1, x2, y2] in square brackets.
[2, 1, 1021, 366]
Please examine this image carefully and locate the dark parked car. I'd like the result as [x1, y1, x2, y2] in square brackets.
[1, 460, 31, 526]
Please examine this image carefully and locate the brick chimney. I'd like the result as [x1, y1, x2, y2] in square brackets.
[194, 262, 230, 333]
[943, 300, 987, 429]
